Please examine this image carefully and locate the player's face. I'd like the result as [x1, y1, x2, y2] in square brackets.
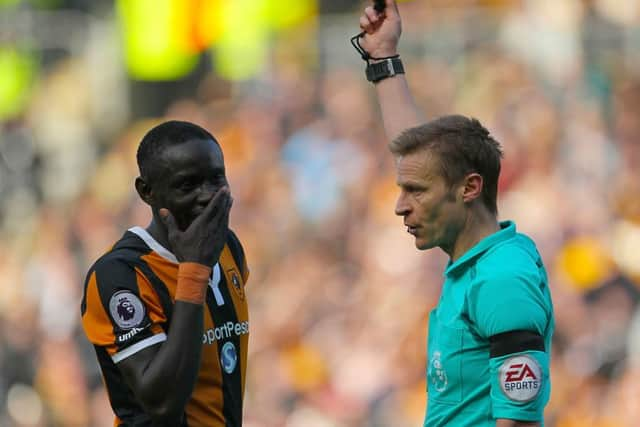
[394, 148, 466, 251]
[150, 138, 228, 231]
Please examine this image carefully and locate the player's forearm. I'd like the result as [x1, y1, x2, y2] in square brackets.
[496, 419, 540, 427]
[131, 263, 210, 423]
[136, 301, 205, 423]
[373, 68, 423, 142]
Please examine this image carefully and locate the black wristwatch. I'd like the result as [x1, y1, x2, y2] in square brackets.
[365, 57, 405, 83]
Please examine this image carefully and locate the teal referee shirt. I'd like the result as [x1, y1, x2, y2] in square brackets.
[424, 221, 554, 426]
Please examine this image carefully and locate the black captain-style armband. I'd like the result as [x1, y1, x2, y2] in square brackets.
[366, 57, 405, 83]
[489, 330, 545, 358]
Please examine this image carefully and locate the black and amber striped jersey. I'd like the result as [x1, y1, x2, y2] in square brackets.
[80, 226, 249, 427]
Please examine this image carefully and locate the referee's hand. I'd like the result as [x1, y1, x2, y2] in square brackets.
[358, 0, 402, 59]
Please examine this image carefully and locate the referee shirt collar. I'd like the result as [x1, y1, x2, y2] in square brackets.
[444, 220, 516, 277]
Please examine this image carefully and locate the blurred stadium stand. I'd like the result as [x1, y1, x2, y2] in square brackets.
[1, 0, 640, 426]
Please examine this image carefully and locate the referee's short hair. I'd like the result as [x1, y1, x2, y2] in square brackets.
[390, 115, 503, 215]
[136, 120, 221, 182]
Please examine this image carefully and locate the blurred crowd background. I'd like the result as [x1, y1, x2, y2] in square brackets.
[1, 0, 640, 426]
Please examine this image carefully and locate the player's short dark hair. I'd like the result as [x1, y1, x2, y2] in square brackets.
[390, 115, 503, 214]
[136, 120, 220, 181]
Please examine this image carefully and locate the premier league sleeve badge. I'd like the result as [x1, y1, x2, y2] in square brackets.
[109, 290, 146, 330]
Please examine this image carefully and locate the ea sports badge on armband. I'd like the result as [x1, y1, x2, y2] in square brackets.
[109, 290, 145, 329]
[499, 355, 542, 402]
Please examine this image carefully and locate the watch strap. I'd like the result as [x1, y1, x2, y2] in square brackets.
[365, 57, 405, 83]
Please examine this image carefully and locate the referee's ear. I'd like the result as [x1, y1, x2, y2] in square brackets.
[135, 176, 154, 206]
[462, 172, 483, 204]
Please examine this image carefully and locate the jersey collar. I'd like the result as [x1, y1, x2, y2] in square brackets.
[444, 220, 516, 277]
[128, 226, 179, 263]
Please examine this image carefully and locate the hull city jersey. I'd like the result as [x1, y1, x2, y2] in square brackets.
[81, 226, 249, 427]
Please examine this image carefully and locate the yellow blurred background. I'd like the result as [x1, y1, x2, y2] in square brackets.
[1, 0, 640, 426]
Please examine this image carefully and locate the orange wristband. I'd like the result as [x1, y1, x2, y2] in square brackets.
[175, 263, 211, 305]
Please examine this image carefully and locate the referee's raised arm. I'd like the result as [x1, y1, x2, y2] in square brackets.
[354, 0, 423, 141]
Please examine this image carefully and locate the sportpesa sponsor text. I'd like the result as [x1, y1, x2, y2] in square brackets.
[203, 321, 249, 344]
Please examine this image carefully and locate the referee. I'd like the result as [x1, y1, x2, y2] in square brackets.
[354, 1, 554, 426]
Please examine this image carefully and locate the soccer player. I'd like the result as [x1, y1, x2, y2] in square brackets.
[80, 121, 249, 427]
[354, 1, 554, 426]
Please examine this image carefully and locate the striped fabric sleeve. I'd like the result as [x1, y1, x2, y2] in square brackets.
[81, 258, 168, 362]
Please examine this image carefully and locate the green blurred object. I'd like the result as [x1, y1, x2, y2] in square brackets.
[29, 0, 63, 9]
[117, 0, 199, 81]
[212, 0, 270, 81]
[213, 0, 317, 81]
[0, 0, 22, 8]
[0, 47, 36, 121]
[116, 0, 317, 81]
[0, 0, 62, 8]
[265, 0, 317, 30]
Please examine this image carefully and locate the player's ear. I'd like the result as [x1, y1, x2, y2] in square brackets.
[135, 176, 154, 206]
[462, 172, 483, 203]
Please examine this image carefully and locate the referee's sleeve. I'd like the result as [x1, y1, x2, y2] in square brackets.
[467, 263, 551, 421]
[469, 263, 549, 336]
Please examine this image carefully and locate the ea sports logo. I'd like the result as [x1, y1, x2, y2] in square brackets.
[499, 355, 542, 402]
[505, 363, 537, 382]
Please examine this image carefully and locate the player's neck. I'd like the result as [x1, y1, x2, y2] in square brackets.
[450, 208, 500, 262]
[146, 216, 173, 257]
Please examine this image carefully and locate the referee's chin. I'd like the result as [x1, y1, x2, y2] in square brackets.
[414, 238, 435, 251]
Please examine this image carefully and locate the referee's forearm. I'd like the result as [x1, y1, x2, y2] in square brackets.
[374, 72, 423, 142]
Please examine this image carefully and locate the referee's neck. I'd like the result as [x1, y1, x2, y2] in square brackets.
[449, 211, 499, 262]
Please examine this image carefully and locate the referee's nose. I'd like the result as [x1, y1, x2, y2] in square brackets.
[395, 190, 411, 217]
